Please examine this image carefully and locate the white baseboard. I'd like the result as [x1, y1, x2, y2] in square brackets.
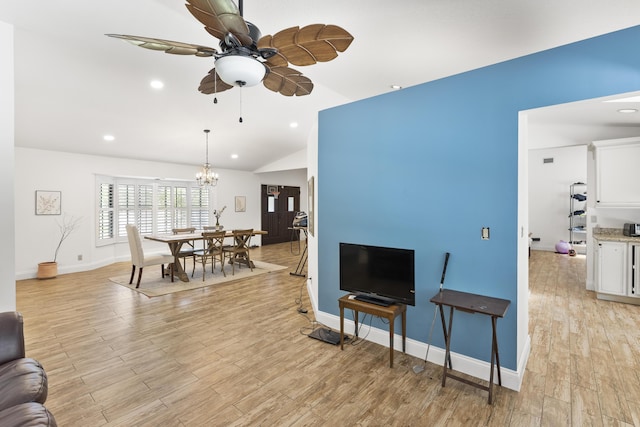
[16, 254, 132, 280]
[315, 310, 525, 392]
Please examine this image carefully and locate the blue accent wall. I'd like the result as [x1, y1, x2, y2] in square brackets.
[318, 26, 640, 370]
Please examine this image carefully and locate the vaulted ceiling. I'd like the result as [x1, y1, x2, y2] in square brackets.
[2, 1, 640, 170]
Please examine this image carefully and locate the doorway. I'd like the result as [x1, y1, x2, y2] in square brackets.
[525, 89, 640, 290]
[261, 185, 300, 245]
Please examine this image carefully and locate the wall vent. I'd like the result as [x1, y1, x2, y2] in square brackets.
[543, 158, 554, 164]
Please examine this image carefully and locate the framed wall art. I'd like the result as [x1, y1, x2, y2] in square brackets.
[235, 196, 246, 212]
[35, 191, 61, 215]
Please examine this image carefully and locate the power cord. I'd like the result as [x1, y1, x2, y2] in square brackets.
[295, 277, 308, 314]
[294, 277, 319, 337]
[346, 310, 374, 346]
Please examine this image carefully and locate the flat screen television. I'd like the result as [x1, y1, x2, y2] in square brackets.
[339, 242, 415, 306]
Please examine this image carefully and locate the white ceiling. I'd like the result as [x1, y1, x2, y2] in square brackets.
[2, 0, 640, 171]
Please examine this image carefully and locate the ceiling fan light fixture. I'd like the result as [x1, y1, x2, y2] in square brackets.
[215, 55, 266, 87]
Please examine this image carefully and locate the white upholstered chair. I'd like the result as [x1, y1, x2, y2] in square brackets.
[126, 224, 175, 288]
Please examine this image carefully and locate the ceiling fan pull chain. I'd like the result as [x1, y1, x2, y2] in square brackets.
[239, 84, 243, 123]
[213, 74, 218, 104]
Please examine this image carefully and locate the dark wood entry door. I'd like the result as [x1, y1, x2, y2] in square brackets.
[261, 185, 300, 245]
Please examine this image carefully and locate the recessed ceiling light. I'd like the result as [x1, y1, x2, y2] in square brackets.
[617, 108, 638, 113]
[150, 80, 164, 89]
[103, 134, 115, 141]
[390, 85, 402, 90]
[290, 122, 298, 128]
[231, 154, 239, 159]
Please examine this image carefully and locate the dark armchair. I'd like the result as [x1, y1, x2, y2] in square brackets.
[0, 312, 57, 426]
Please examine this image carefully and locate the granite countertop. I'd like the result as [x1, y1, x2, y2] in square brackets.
[593, 227, 640, 243]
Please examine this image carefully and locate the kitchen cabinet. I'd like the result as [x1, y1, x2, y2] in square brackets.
[595, 241, 627, 296]
[592, 138, 640, 207]
[631, 244, 640, 297]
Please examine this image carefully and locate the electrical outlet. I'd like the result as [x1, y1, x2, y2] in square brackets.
[77, 254, 83, 261]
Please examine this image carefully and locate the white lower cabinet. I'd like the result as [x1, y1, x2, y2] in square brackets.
[631, 245, 640, 297]
[596, 241, 628, 296]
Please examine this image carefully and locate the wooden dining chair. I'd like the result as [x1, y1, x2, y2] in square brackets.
[126, 224, 174, 288]
[223, 229, 253, 275]
[192, 231, 226, 281]
[171, 227, 196, 270]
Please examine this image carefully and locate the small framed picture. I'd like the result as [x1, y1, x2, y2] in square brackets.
[235, 196, 246, 212]
[267, 185, 278, 194]
[35, 191, 61, 215]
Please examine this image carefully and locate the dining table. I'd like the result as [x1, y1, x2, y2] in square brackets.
[145, 229, 267, 282]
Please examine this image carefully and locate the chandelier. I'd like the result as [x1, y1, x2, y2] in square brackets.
[196, 129, 219, 187]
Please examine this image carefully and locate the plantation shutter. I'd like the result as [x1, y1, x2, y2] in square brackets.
[117, 183, 135, 238]
[97, 181, 114, 243]
[157, 185, 172, 234]
[137, 184, 154, 234]
[174, 186, 188, 228]
[190, 186, 210, 229]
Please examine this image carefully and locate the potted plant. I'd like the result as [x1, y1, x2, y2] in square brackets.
[37, 214, 81, 279]
[213, 205, 226, 230]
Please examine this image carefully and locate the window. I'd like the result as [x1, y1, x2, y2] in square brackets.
[191, 186, 209, 229]
[96, 176, 213, 245]
[157, 185, 173, 234]
[137, 185, 154, 235]
[117, 183, 135, 238]
[97, 181, 114, 242]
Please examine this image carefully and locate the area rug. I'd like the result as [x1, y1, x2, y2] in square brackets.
[109, 260, 287, 297]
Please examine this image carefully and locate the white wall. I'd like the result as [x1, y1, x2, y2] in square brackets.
[254, 148, 307, 173]
[306, 123, 319, 312]
[528, 145, 587, 252]
[15, 147, 306, 279]
[0, 20, 15, 311]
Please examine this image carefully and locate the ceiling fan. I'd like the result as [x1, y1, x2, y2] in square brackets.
[107, 0, 354, 97]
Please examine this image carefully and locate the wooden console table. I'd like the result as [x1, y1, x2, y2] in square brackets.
[430, 289, 510, 404]
[338, 295, 407, 368]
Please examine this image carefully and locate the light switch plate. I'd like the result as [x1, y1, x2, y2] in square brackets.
[482, 227, 490, 240]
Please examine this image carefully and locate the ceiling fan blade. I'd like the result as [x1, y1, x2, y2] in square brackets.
[258, 24, 354, 67]
[106, 34, 218, 57]
[186, 0, 253, 47]
[262, 66, 313, 97]
[199, 68, 234, 94]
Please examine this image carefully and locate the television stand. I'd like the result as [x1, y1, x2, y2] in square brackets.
[353, 294, 391, 306]
[338, 295, 406, 367]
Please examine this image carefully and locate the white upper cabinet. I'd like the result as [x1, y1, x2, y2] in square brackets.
[592, 137, 640, 207]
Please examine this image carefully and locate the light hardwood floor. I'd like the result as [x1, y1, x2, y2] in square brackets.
[15, 246, 640, 426]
